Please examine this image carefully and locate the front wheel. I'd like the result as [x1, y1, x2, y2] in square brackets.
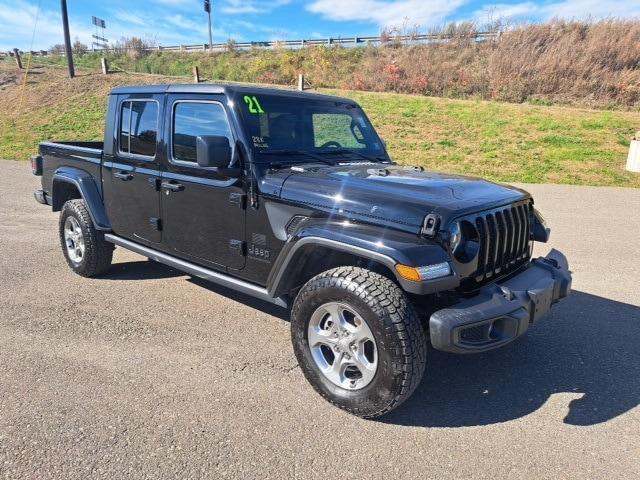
[59, 199, 113, 277]
[290, 267, 427, 418]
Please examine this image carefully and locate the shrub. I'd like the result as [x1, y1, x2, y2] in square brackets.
[67, 19, 640, 108]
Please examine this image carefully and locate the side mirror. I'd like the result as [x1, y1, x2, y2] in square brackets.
[196, 135, 232, 169]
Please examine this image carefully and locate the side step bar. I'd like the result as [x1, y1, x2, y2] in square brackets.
[104, 234, 288, 308]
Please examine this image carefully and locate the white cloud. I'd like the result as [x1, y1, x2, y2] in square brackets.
[230, 19, 290, 34]
[221, 0, 292, 15]
[476, 2, 538, 21]
[3, 0, 636, 53]
[162, 15, 249, 42]
[166, 13, 208, 33]
[154, 0, 197, 6]
[476, 0, 640, 23]
[541, 0, 640, 18]
[113, 11, 147, 27]
[306, 0, 469, 27]
[0, 0, 96, 51]
[0, 0, 248, 51]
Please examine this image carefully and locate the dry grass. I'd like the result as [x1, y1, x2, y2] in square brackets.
[0, 63, 638, 187]
[0, 64, 186, 161]
[348, 20, 640, 108]
[338, 89, 639, 186]
[28, 19, 640, 109]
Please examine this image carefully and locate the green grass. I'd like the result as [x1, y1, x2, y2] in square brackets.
[0, 88, 107, 161]
[328, 90, 640, 187]
[1, 64, 638, 187]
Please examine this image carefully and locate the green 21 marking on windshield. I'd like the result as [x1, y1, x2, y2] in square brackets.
[244, 95, 265, 114]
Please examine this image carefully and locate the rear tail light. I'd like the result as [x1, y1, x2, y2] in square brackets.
[31, 155, 43, 176]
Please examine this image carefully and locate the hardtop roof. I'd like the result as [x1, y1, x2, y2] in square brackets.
[109, 83, 356, 104]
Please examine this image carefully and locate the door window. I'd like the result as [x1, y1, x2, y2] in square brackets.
[119, 100, 159, 157]
[173, 102, 233, 163]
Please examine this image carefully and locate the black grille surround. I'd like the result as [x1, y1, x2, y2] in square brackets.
[451, 200, 534, 288]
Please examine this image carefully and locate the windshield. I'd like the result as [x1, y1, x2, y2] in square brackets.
[234, 93, 387, 163]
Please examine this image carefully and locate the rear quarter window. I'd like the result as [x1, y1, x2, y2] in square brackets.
[119, 100, 158, 158]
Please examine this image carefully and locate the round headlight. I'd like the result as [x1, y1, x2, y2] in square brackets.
[532, 208, 551, 242]
[450, 220, 480, 263]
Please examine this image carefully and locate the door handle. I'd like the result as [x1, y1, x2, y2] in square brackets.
[114, 171, 133, 181]
[161, 181, 184, 192]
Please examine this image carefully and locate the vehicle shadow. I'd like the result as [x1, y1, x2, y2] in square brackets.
[100, 260, 184, 281]
[188, 277, 291, 321]
[96, 260, 638, 427]
[381, 291, 640, 427]
[99, 259, 290, 318]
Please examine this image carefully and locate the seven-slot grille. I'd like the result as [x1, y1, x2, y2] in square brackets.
[473, 201, 533, 282]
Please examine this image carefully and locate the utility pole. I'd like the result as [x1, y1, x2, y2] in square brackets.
[60, 0, 75, 78]
[204, 0, 213, 51]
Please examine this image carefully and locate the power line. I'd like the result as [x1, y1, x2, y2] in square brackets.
[17, 0, 42, 115]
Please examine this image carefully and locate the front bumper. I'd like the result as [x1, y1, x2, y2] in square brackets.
[429, 249, 571, 354]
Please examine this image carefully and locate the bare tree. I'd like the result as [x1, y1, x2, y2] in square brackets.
[72, 37, 88, 55]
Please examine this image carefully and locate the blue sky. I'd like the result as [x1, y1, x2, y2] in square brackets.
[0, 0, 637, 51]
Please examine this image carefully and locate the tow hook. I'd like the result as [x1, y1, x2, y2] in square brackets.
[499, 286, 514, 301]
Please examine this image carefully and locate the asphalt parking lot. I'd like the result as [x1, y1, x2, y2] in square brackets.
[1, 159, 639, 479]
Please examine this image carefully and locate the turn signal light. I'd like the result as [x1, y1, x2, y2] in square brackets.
[395, 264, 422, 282]
[395, 262, 451, 282]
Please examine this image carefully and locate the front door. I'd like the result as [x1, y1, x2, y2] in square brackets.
[161, 95, 246, 270]
[104, 96, 162, 244]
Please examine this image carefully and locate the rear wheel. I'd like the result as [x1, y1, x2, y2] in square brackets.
[291, 267, 427, 418]
[59, 199, 113, 277]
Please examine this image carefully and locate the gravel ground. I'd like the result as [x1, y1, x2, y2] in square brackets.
[0, 159, 638, 479]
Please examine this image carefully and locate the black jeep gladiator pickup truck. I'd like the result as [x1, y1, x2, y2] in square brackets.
[32, 84, 571, 418]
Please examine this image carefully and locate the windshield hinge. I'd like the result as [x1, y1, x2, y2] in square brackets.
[249, 167, 259, 209]
[422, 214, 440, 237]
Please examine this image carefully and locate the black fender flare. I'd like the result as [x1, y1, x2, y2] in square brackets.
[267, 222, 459, 297]
[52, 167, 111, 231]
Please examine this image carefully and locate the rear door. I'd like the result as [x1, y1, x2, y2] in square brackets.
[160, 95, 246, 270]
[104, 96, 163, 244]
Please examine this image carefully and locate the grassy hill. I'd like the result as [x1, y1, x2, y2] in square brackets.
[0, 63, 638, 187]
[30, 20, 640, 110]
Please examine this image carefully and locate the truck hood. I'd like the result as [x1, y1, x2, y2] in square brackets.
[273, 164, 530, 234]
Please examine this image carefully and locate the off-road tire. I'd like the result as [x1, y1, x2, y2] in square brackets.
[59, 199, 113, 277]
[291, 266, 427, 418]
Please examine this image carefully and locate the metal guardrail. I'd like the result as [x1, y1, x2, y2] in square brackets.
[1, 31, 500, 57]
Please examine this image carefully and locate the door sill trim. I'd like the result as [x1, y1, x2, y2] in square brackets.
[104, 234, 287, 308]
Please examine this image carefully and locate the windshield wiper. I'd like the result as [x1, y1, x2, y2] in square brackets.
[258, 149, 337, 166]
[317, 148, 387, 163]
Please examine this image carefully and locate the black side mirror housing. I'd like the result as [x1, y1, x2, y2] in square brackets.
[196, 135, 232, 169]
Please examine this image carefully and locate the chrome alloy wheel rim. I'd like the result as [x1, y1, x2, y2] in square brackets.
[308, 302, 378, 390]
[64, 216, 85, 264]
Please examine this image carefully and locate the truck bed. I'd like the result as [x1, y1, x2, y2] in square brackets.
[38, 141, 105, 201]
[44, 141, 104, 151]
